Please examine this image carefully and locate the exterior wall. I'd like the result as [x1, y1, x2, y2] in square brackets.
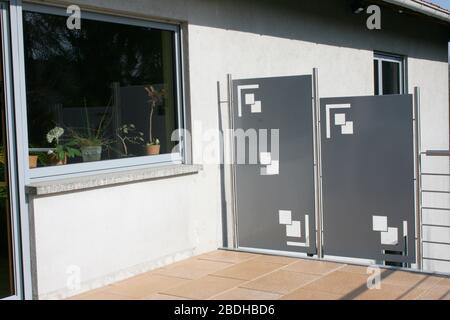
[26, 0, 449, 299]
[30, 169, 221, 299]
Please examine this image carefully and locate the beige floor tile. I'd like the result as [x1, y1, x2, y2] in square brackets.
[212, 260, 283, 281]
[197, 250, 257, 264]
[69, 287, 133, 300]
[436, 276, 450, 287]
[280, 288, 342, 300]
[283, 259, 345, 275]
[380, 270, 443, 290]
[339, 265, 371, 275]
[251, 255, 298, 266]
[301, 271, 368, 296]
[353, 283, 425, 300]
[418, 285, 450, 300]
[141, 293, 191, 300]
[68, 286, 109, 299]
[211, 287, 281, 300]
[161, 275, 244, 299]
[106, 274, 190, 298]
[154, 258, 233, 280]
[241, 270, 319, 294]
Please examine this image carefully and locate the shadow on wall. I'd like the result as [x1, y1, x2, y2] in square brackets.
[77, 0, 450, 62]
[199, 0, 450, 62]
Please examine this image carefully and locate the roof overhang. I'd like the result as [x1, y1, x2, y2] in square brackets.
[382, 0, 450, 24]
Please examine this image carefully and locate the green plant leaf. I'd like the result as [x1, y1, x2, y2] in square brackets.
[58, 150, 65, 161]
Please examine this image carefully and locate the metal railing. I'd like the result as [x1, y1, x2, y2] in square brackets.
[419, 149, 450, 268]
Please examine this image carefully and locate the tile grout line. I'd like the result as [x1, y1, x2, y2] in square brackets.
[144, 254, 261, 300]
[273, 264, 350, 298]
[207, 258, 336, 300]
[148, 292, 193, 300]
[412, 276, 450, 300]
[74, 251, 450, 300]
[207, 261, 295, 300]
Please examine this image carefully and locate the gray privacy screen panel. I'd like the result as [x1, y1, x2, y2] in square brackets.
[233, 75, 316, 254]
[320, 94, 416, 263]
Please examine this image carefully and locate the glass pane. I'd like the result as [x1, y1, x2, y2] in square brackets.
[374, 60, 379, 95]
[0, 25, 15, 298]
[382, 60, 401, 95]
[23, 11, 179, 168]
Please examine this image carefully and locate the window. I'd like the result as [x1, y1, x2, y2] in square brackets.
[374, 53, 405, 95]
[22, 6, 183, 177]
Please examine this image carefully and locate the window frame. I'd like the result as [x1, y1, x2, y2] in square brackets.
[18, 3, 186, 182]
[374, 52, 406, 96]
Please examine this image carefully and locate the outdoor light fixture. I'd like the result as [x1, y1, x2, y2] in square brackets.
[351, 0, 366, 14]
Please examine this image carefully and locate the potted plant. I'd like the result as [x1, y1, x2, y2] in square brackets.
[116, 124, 144, 157]
[144, 85, 165, 156]
[27, 145, 40, 168]
[146, 138, 160, 156]
[29, 154, 38, 169]
[73, 134, 104, 162]
[46, 126, 81, 165]
[71, 100, 111, 162]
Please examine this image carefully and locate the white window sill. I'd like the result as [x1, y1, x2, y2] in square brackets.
[26, 164, 202, 196]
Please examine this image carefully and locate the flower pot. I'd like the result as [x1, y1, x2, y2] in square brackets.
[49, 154, 67, 166]
[81, 146, 102, 162]
[29, 155, 38, 169]
[146, 144, 160, 156]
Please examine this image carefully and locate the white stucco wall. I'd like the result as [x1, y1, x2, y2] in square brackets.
[27, 0, 450, 299]
[31, 167, 222, 299]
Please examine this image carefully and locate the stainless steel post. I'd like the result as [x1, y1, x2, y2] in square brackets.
[227, 74, 238, 248]
[312, 68, 323, 258]
[413, 86, 423, 270]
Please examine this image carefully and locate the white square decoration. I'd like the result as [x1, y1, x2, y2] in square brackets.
[259, 152, 272, 165]
[264, 160, 279, 175]
[245, 93, 255, 105]
[372, 216, 388, 232]
[279, 210, 292, 225]
[334, 113, 346, 126]
[286, 221, 301, 238]
[381, 227, 398, 245]
[341, 121, 354, 135]
[251, 101, 262, 113]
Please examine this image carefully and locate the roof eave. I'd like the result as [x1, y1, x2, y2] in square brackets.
[383, 0, 450, 24]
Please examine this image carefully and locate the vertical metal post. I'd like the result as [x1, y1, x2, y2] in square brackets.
[413, 87, 423, 270]
[217, 81, 228, 248]
[312, 68, 323, 258]
[226, 74, 238, 248]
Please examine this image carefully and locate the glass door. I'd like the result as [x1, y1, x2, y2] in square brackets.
[0, 1, 19, 300]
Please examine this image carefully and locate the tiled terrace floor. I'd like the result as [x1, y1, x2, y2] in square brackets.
[71, 250, 450, 300]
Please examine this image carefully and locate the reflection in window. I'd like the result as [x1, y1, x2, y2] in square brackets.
[23, 11, 180, 168]
[381, 60, 401, 95]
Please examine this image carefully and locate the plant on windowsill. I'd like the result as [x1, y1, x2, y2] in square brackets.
[144, 85, 165, 156]
[71, 100, 111, 162]
[146, 138, 161, 156]
[28, 153, 38, 169]
[25, 144, 39, 169]
[116, 124, 145, 157]
[46, 126, 81, 166]
[28, 145, 47, 169]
